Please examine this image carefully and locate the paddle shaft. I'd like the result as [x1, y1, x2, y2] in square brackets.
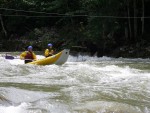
[5, 55, 35, 60]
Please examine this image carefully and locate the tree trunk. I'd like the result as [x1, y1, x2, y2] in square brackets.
[125, 23, 128, 40]
[142, 0, 145, 35]
[102, 24, 106, 54]
[0, 14, 7, 38]
[126, 0, 132, 40]
[133, 0, 137, 40]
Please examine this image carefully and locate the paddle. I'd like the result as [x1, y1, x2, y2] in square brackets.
[5, 55, 34, 61]
[5, 55, 15, 59]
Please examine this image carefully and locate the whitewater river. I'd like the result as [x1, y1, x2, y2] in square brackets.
[0, 53, 150, 113]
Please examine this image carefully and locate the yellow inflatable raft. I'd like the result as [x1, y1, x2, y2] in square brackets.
[28, 49, 70, 65]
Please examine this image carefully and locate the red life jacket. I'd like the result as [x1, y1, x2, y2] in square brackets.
[25, 51, 34, 59]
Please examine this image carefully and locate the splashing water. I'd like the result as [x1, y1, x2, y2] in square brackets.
[0, 54, 150, 113]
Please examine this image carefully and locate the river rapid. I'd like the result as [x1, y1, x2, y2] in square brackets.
[0, 53, 150, 113]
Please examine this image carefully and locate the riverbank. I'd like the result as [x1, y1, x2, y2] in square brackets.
[0, 39, 150, 58]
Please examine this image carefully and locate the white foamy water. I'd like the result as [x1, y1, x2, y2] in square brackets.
[0, 54, 150, 113]
[0, 103, 28, 113]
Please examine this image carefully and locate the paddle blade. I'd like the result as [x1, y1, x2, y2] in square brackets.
[5, 55, 15, 59]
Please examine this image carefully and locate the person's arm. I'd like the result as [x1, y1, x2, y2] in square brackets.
[32, 52, 37, 60]
[44, 49, 49, 57]
[20, 51, 26, 60]
[50, 50, 54, 55]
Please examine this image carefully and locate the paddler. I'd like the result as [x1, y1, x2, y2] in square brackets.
[44, 43, 54, 57]
[20, 46, 37, 64]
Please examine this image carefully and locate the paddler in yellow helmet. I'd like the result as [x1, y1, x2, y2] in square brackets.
[20, 46, 37, 64]
[44, 43, 54, 57]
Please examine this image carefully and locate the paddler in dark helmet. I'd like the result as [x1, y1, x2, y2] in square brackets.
[20, 46, 37, 64]
[44, 43, 54, 57]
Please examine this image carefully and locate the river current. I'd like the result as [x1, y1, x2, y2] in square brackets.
[0, 53, 150, 113]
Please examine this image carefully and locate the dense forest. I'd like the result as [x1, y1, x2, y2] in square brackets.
[0, 0, 150, 58]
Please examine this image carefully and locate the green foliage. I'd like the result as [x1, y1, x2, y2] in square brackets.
[0, 0, 150, 56]
[81, 0, 121, 46]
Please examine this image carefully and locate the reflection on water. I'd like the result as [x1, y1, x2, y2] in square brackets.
[0, 54, 150, 113]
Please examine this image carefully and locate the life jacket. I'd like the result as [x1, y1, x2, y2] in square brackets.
[45, 48, 53, 57]
[25, 51, 34, 59]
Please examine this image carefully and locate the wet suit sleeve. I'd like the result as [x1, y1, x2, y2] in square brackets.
[32, 52, 37, 60]
[44, 49, 49, 57]
[20, 51, 27, 60]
